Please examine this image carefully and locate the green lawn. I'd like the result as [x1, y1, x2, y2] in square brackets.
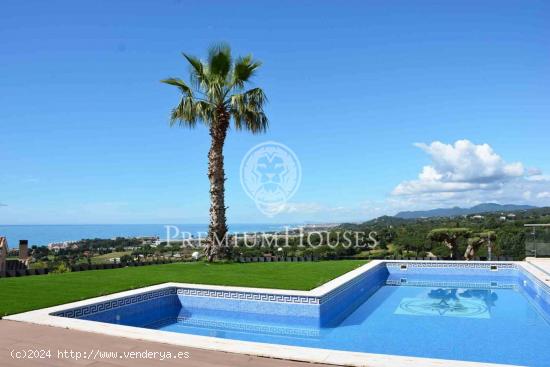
[0, 260, 366, 316]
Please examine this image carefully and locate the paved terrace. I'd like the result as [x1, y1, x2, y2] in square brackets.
[526, 257, 550, 277]
[0, 320, 328, 367]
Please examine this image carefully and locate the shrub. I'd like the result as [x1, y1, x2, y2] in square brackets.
[30, 261, 47, 270]
[50, 263, 70, 274]
[120, 255, 133, 264]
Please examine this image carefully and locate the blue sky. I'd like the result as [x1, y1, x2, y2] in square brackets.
[1, 0, 549, 224]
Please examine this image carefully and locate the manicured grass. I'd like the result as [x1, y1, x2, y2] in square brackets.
[0, 260, 366, 316]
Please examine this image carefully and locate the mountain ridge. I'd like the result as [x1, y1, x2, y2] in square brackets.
[394, 203, 537, 219]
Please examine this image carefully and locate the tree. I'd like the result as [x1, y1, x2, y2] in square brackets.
[427, 228, 472, 260]
[120, 254, 133, 264]
[162, 44, 268, 261]
[464, 231, 496, 260]
[394, 227, 429, 256]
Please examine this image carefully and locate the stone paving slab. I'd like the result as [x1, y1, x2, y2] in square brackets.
[0, 320, 330, 367]
[526, 257, 550, 276]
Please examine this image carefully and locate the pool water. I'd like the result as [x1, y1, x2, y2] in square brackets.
[71, 265, 550, 366]
[153, 282, 550, 366]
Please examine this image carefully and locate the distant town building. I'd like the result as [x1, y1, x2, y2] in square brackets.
[471, 215, 484, 220]
[0, 238, 29, 272]
[47, 241, 75, 250]
[138, 236, 160, 246]
[0, 237, 7, 275]
[18, 240, 29, 266]
[19, 240, 28, 261]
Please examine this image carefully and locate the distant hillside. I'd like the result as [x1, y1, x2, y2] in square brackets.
[394, 203, 537, 219]
[340, 215, 411, 229]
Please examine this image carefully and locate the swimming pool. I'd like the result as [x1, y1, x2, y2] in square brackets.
[8, 261, 550, 367]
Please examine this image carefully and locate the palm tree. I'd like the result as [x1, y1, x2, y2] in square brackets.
[162, 44, 268, 262]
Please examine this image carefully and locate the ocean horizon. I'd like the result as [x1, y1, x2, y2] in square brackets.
[0, 223, 297, 247]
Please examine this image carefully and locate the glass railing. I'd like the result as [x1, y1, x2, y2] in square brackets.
[525, 241, 550, 257]
[525, 224, 550, 258]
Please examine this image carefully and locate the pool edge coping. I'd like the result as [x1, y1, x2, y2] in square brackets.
[4, 260, 534, 367]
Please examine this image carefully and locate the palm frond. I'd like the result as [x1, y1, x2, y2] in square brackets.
[207, 43, 232, 81]
[182, 53, 207, 89]
[230, 87, 268, 133]
[232, 55, 262, 88]
[194, 100, 215, 125]
[206, 81, 227, 105]
[244, 87, 267, 107]
[170, 96, 215, 127]
[232, 108, 269, 134]
[230, 88, 267, 112]
[160, 78, 193, 97]
[170, 96, 198, 128]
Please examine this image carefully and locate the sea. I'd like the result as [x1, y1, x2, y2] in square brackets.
[0, 224, 295, 247]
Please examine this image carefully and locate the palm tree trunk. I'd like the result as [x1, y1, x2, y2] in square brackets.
[205, 109, 230, 262]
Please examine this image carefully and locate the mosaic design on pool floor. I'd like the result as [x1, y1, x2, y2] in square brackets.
[395, 288, 498, 319]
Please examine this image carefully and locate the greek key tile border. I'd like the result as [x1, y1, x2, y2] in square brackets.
[385, 262, 518, 270]
[52, 287, 177, 318]
[53, 287, 321, 319]
[385, 279, 518, 290]
[177, 288, 320, 305]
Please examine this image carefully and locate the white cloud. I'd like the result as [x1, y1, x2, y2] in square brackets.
[538, 192, 550, 199]
[413, 140, 524, 183]
[392, 140, 550, 207]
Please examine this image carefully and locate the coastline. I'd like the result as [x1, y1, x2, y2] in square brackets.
[0, 223, 338, 247]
